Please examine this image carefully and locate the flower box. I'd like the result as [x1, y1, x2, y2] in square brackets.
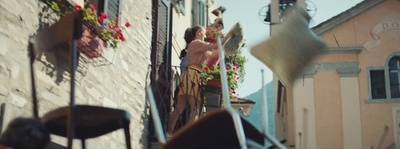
[203, 85, 222, 107]
[207, 79, 221, 87]
[45, 2, 131, 59]
[77, 24, 105, 58]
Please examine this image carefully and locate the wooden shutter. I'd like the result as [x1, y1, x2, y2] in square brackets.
[192, 0, 198, 25]
[150, 0, 171, 139]
[199, 1, 205, 26]
[105, 0, 120, 20]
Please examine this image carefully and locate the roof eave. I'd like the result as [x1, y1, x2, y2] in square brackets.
[312, 0, 385, 35]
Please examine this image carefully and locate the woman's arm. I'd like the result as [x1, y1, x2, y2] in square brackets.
[203, 31, 233, 50]
[188, 31, 232, 54]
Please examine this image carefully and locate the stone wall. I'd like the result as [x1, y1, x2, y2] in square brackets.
[0, 0, 152, 148]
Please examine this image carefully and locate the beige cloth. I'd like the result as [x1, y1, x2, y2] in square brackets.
[250, 5, 327, 87]
[224, 22, 244, 56]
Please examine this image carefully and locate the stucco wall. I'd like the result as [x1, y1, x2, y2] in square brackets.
[0, 0, 152, 148]
[293, 78, 317, 149]
[312, 0, 400, 148]
[313, 71, 344, 148]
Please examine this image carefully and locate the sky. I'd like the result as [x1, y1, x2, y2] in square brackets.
[215, 0, 363, 97]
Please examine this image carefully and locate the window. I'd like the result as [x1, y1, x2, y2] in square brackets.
[198, 1, 206, 26]
[368, 55, 400, 101]
[370, 70, 386, 99]
[277, 81, 285, 113]
[389, 57, 400, 98]
[191, 0, 198, 25]
[191, 0, 207, 26]
[89, 0, 121, 21]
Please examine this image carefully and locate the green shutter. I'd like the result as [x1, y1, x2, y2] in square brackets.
[192, 0, 197, 25]
[179, 0, 185, 15]
[199, 1, 205, 26]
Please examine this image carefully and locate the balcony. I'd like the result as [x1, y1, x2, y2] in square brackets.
[147, 64, 255, 148]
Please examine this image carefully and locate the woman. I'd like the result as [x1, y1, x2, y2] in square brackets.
[167, 25, 233, 135]
[179, 49, 188, 73]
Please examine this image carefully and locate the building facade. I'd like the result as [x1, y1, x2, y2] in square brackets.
[0, 0, 152, 148]
[274, 0, 400, 148]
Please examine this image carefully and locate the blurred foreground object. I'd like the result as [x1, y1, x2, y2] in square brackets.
[0, 117, 50, 149]
[250, 4, 326, 86]
[211, 6, 226, 16]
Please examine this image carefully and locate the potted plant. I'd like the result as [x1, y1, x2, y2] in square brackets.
[201, 49, 247, 98]
[47, 1, 131, 58]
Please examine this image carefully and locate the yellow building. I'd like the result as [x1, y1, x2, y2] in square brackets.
[274, 0, 400, 148]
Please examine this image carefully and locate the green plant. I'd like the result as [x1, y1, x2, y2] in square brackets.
[47, 1, 130, 49]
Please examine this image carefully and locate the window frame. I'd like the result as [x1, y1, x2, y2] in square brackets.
[191, 0, 207, 26]
[367, 66, 387, 100]
[366, 52, 400, 103]
[388, 56, 400, 98]
[88, 0, 122, 25]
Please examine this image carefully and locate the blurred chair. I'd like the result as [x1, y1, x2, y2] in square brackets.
[250, 4, 327, 87]
[28, 11, 131, 149]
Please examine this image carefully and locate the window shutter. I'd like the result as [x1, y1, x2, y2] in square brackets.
[389, 57, 400, 98]
[192, 0, 198, 25]
[199, 1, 205, 26]
[105, 0, 120, 21]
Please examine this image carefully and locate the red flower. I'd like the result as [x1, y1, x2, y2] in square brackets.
[115, 17, 119, 23]
[120, 35, 126, 41]
[226, 66, 230, 70]
[125, 22, 131, 28]
[98, 12, 107, 23]
[73, 4, 82, 11]
[203, 66, 210, 72]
